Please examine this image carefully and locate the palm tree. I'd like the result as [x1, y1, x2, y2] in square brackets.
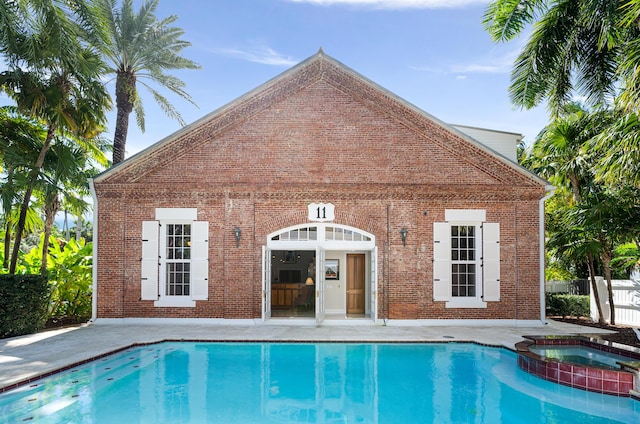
[546, 200, 608, 324]
[37, 140, 108, 275]
[619, 0, 640, 112]
[0, 3, 110, 273]
[96, 0, 200, 164]
[525, 106, 617, 323]
[527, 104, 612, 202]
[0, 108, 46, 269]
[483, 0, 629, 114]
[594, 111, 640, 187]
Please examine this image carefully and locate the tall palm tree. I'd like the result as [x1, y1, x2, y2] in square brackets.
[96, 0, 200, 164]
[483, 0, 628, 114]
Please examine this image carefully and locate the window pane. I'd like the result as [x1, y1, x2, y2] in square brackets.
[165, 224, 191, 297]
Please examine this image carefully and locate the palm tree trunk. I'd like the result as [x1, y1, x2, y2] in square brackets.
[587, 251, 606, 325]
[9, 124, 56, 274]
[75, 215, 82, 241]
[40, 194, 60, 275]
[601, 249, 616, 325]
[3, 220, 11, 269]
[112, 71, 136, 164]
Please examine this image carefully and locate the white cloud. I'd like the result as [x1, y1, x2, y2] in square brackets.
[286, 0, 488, 8]
[412, 48, 519, 76]
[212, 46, 298, 66]
[450, 63, 509, 74]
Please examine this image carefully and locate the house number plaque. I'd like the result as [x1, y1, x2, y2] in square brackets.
[308, 203, 335, 222]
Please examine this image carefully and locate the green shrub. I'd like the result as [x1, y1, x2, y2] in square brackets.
[546, 293, 590, 318]
[0, 274, 50, 338]
[19, 236, 93, 323]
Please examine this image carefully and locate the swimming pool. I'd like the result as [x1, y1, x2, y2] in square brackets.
[1, 342, 638, 423]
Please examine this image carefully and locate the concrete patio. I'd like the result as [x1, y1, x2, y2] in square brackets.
[0, 319, 616, 392]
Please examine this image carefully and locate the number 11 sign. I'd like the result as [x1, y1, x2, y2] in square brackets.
[308, 203, 335, 222]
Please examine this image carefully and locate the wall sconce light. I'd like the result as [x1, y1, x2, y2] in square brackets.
[400, 228, 408, 246]
[233, 227, 241, 248]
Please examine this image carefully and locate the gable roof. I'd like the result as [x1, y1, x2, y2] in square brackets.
[94, 50, 547, 187]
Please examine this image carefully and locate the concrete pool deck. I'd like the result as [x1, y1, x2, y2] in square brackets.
[0, 319, 616, 391]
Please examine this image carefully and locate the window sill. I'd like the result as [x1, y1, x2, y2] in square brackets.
[154, 298, 196, 308]
[445, 300, 487, 309]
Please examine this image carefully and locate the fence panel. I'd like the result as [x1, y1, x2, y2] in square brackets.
[590, 278, 640, 327]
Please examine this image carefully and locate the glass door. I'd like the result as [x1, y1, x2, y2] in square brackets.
[262, 246, 272, 320]
[315, 246, 326, 323]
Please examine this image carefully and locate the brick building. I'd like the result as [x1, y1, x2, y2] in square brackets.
[91, 51, 550, 325]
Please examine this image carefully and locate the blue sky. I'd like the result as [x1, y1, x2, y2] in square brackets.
[39, 1, 556, 158]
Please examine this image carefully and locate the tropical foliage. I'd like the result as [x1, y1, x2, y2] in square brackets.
[485, 1, 640, 324]
[0, 1, 197, 329]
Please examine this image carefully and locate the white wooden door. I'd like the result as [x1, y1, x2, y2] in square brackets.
[262, 246, 272, 320]
[315, 246, 326, 324]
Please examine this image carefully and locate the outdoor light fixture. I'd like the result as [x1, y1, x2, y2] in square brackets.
[400, 228, 408, 246]
[233, 227, 241, 248]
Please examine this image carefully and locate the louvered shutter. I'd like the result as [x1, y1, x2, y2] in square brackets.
[433, 222, 451, 301]
[483, 223, 500, 301]
[141, 221, 159, 300]
[190, 221, 209, 300]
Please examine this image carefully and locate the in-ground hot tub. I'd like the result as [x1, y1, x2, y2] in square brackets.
[516, 335, 640, 397]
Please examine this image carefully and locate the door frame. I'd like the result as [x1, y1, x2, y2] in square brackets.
[264, 223, 377, 323]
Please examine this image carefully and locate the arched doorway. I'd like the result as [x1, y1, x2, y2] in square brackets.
[263, 224, 377, 323]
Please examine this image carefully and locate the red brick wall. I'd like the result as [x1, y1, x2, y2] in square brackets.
[93, 56, 546, 321]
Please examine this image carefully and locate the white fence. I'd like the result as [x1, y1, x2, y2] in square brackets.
[590, 277, 640, 327]
[546, 281, 571, 293]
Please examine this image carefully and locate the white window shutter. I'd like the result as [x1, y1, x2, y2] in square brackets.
[141, 221, 159, 300]
[433, 222, 451, 301]
[191, 221, 209, 300]
[483, 223, 500, 301]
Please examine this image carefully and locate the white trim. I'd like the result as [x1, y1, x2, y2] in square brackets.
[386, 319, 546, 327]
[154, 298, 196, 308]
[89, 178, 98, 322]
[445, 300, 487, 309]
[155, 208, 197, 221]
[92, 318, 257, 326]
[540, 185, 556, 322]
[91, 318, 546, 328]
[445, 209, 486, 222]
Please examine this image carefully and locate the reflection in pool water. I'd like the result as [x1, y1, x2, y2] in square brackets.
[0, 342, 639, 423]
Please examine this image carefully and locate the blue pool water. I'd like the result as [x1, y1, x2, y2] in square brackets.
[529, 345, 635, 370]
[1, 342, 638, 423]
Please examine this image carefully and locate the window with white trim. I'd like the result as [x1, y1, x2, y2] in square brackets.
[141, 208, 209, 307]
[433, 210, 500, 308]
